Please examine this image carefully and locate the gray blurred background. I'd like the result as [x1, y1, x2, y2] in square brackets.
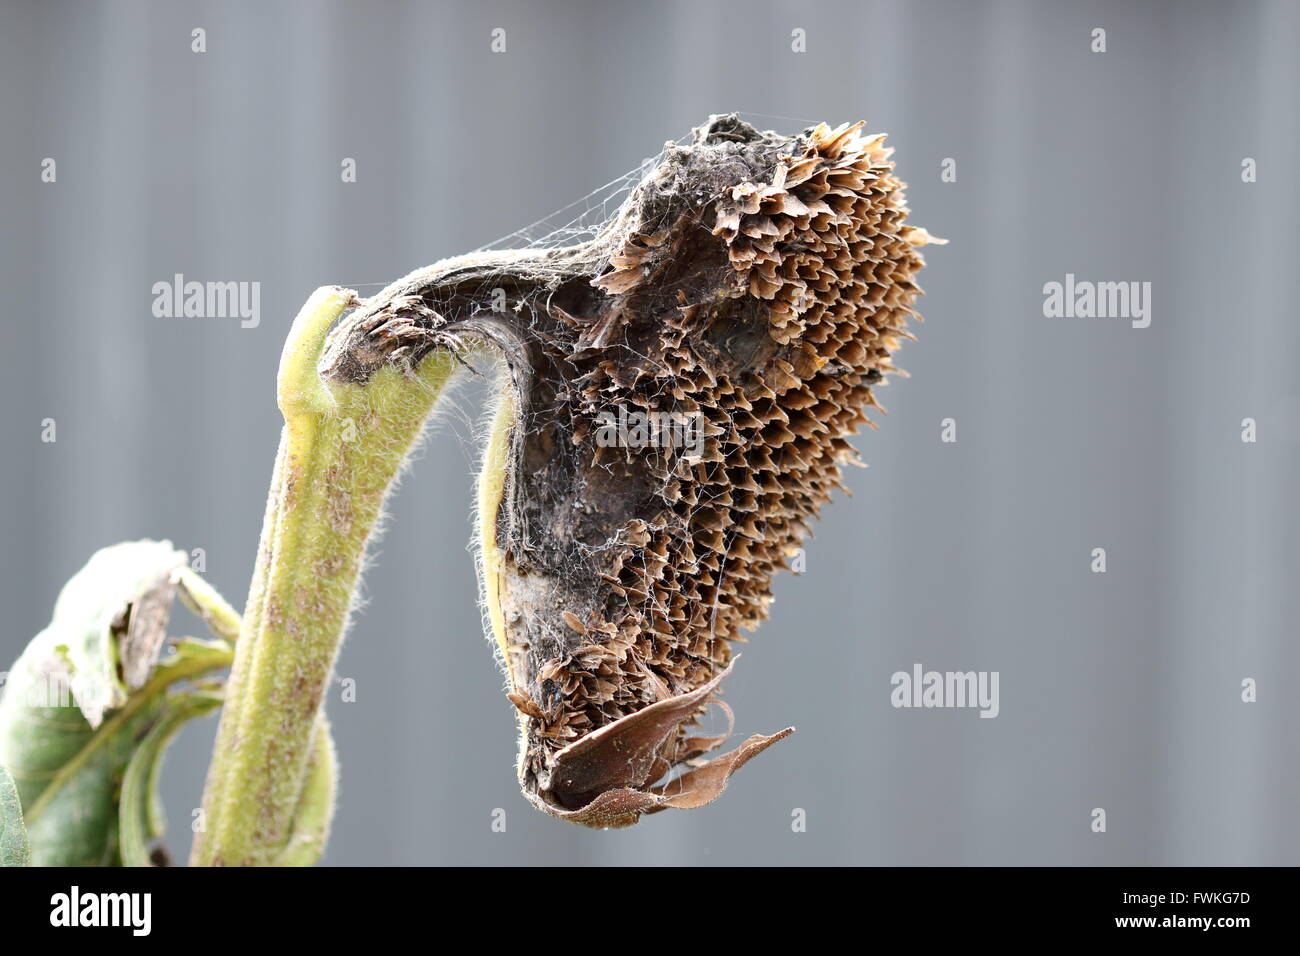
[2, 0, 1296, 865]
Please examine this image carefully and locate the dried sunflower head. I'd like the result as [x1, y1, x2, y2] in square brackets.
[321, 115, 939, 826]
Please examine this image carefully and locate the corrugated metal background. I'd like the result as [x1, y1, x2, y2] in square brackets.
[1, 0, 1296, 864]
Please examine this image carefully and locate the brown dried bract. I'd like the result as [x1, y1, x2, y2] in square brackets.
[320, 115, 938, 826]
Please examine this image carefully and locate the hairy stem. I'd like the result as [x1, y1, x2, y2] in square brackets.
[272, 716, 337, 866]
[177, 567, 243, 643]
[191, 287, 456, 866]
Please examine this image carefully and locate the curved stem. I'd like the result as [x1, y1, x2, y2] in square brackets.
[272, 716, 337, 866]
[176, 567, 243, 644]
[191, 287, 457, 866]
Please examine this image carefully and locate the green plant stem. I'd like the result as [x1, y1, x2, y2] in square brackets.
[191, 287, 456, 866]
[177, 568, 243, 643]
[272, 716, 337, 866]
[119, 689, 224, 867]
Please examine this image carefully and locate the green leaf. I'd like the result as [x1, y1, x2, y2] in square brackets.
[119, 690, 222, 867]
[0, 765, 30, 866]
[0, 541, 233, 865]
